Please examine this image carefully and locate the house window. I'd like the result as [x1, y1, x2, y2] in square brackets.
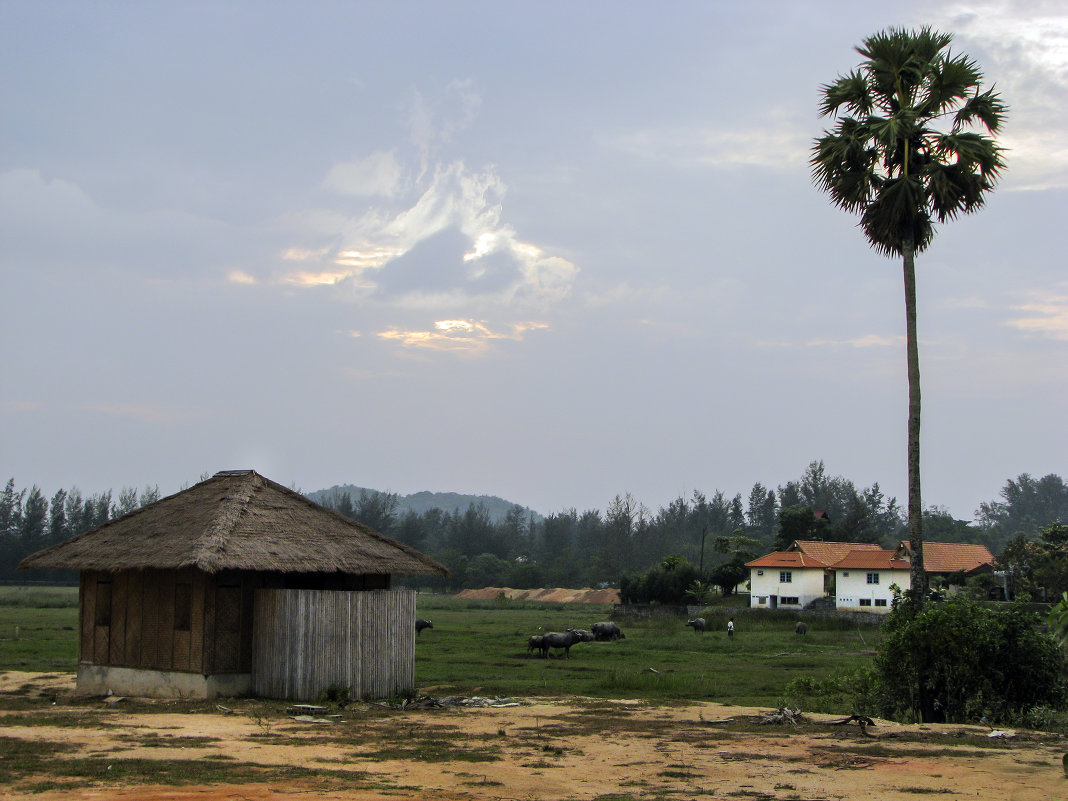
[781, 597, 799, 605]
[174, 583, 192, 631]
[874, 599, 887, 607]
[843, 572, 849, 577]
[780, 571, 792, 583]
[758, 596, 766, 605]
[756, 570, 764, 576]
[866, 573, 879, 584]
[859, 598, 872, 607]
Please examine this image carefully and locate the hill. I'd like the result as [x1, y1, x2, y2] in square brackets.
[307, 484, 543, 524]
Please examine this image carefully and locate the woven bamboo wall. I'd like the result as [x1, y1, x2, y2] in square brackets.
[251, 588, 416, 701]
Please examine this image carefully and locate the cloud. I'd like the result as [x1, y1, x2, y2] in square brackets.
[76, 402, 207, 424]
[933, 1, 1068, 189]
[601, 110, 810, 171]
[280, 159, 577, 306]
[407, 79, 482, 175]
[377, 319, 548, 353]
[227, 270, 257, 285]
[805, 334, 903, 348]
[1005, 289, 1068, 339]
[321, 150, 404, 197]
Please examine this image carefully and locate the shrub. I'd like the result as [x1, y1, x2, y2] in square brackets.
[620, 556, 704, 605]
[874, 597, 1066, 724]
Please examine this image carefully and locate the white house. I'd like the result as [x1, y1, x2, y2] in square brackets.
[832, 550, 911, 613]
[746, 551, 828, 610]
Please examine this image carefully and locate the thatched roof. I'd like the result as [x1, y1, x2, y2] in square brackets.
[19, 470, 448, 577]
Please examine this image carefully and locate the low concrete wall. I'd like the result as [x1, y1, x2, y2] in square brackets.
[77, 665, 251, 699]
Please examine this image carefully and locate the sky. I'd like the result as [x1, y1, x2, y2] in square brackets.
[1, 1, 1065, 522]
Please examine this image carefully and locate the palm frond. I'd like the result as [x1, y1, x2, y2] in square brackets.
[934, 132, 1006, 178]
[819, 71, 872, 117]
[860, 176, 933, 256]
[921, 53, 982, 116]
[954, 88, 1008, 133]
[812, 123, 878, 212]
[815, 26, 1005, 258]
[926, 163, 990, 221]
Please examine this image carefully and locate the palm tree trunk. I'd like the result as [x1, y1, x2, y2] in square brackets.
[903, 240, 935, 723]
[903, 241, 926, 608]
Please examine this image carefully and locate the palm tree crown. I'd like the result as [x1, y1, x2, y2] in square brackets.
[812, 27, 1007, 256]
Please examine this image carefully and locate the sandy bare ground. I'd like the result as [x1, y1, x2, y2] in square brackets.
[455, 587, 621, 604]
[1, 671, 1065, 800]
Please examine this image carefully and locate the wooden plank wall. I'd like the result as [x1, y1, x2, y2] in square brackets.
[252, 589, 415, 701]
[78, 568, 207, 673]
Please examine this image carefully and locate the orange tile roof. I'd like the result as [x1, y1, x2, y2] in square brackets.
[791, 540, 882, 565]
[832, 550, 911, 570]
[746, 551, 828, 569]
[898, 541, 996, 574]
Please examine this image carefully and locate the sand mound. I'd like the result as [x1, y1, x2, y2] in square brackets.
[456, 587, 620, 604]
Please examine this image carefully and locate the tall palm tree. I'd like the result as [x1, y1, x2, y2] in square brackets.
[812, 27, 1006, 609]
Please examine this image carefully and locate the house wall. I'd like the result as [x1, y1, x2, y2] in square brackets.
[835, 568, 910, 613]
[748, 567, 825, 609]
[80, 568, 209, 673]
[79, 568, 396, 683]
[252, 588, 416, 701]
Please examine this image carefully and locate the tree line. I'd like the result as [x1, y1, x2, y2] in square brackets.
[2, 463, 1065, 592]
[0, 480, 161, 582]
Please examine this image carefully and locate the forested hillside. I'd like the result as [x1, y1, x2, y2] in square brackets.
[307, 485, 540, 524]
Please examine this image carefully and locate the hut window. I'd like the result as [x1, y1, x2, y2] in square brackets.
[174, 583, 192, 631]
[94, 581, 112, 627]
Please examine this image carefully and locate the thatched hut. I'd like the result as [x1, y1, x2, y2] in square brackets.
[19, 470, 448, 700]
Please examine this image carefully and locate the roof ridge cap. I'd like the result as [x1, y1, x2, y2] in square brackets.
[191, 472, 262, 570]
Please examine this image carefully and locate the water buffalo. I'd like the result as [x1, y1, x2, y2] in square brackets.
[539, 630, 582, 658]
[415, 618, 433, 635]
[571, 629, 596, 642]
[685, 618, 706, 633]
[527, 634, 544, 656]
[591, 621, 625, 641]
[795, 621, 807, 635]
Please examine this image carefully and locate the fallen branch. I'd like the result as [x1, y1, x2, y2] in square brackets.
[830, 714, 877, 736]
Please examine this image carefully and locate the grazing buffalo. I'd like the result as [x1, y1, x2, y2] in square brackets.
[415, 618, 433, 635]
[795, 621, 807, 635]
[571, 629, 596, 642]
[591, 621, 625, 642]
[527, 634, 545, 656]
[539, 630, 583, 658]
[685, 618, 706, 633]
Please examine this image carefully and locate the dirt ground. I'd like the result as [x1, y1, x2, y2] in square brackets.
[455, 587, 622, 604]
[1, 671, 1065, 801]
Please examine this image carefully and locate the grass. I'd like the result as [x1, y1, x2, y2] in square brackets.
[0, 587, 885, 710]
[413, 594, 884, 707]
[0, 586, 79, 672]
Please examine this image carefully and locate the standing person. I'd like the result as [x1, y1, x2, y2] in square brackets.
[727, 618, 735, 638]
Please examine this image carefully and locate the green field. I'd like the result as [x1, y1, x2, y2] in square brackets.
[0, 586, 79, 672]
[414, 595, 883, 707]
[0, 587, 884, 709]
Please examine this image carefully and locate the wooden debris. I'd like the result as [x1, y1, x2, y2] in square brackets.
[286, 704, 327, 714]
[757, 707, 805, 725]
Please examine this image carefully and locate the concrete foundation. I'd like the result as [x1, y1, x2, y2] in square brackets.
[77, 665, 251, 699]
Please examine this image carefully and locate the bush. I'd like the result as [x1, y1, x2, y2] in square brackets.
[781, 668, 881, 716]
[874, 597, 1066, 724]
[620, 556, 704, 605]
